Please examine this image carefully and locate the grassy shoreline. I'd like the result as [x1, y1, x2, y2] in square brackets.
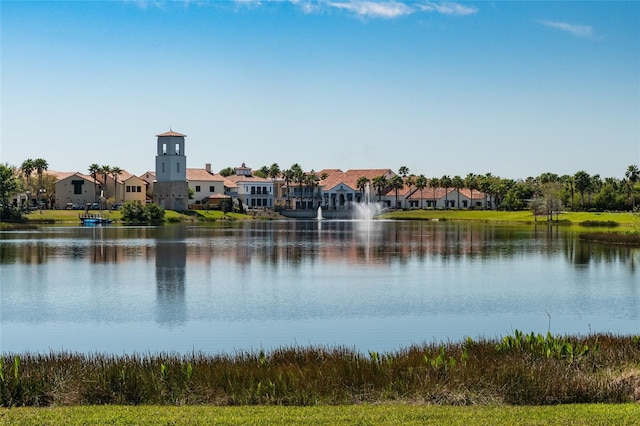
[1, 209, 637, 228]
[2, 332, 639, 408]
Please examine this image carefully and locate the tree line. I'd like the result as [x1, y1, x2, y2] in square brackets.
[1, 159, 639, 222]
[223, 163, 640, 212]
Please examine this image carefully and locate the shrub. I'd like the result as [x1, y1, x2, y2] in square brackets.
[121, 202, 165, 224]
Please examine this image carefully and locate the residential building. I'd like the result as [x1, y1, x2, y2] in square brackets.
[186, 164, 231, 208]
[53, 171, 97, 209]
[224, 163, 274, 209]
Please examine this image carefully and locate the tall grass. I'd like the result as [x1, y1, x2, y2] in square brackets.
[1, 333, 639, 407]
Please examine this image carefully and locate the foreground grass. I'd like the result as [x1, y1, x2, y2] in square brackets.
[2, 333, 639, 408]
[2, 404, 640, 425]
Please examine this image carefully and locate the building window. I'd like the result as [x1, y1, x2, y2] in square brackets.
[71, 180, 83, 195]
[195, 186, 201, 193]
[209, 186, 215, 192]
[137, 186, 142, 192]
[126, 186, 131, 193]
[251, 187, 256, 194]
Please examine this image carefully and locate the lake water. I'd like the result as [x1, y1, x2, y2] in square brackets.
[1, 220, 638, 355]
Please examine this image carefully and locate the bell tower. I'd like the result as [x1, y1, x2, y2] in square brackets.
[153, 129, 189, 211]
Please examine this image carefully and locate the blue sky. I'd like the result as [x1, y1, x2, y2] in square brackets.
[2, 1, 639, 179]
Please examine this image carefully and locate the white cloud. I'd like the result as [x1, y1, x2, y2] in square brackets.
[538, 20, 595, 38]
[295, 1, 478, 19]
[326, 1, 413, 19]
[416, 1, 478, 16]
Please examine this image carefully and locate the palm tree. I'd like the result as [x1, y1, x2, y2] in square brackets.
[573, 170, 591, 210]
[282, 168, 294, 209]
[99, 165, 111, 207]
[88, 163, 100, 203]
[428, 177, 439, 209]
[415, 174, 427, 209]
[356, 176, 370, 203]
[33, 158, 48, 210]
[440, 175, 452, 209]
[268, 163, 281, 205]
[479, 173, 493, 210]
[625, 164, 639, 210]
[291, 163, 305, 208]
[111, 166, 122, 204]
[465, 173, 478, 209]
[21, 159, 34, 207]
[588, 174, 601, 209]
[305, 171, 320, 209]
[452, 175, 463, 209]
[372, 175, 388, 202]
[398, 166, 409, 179]
[389, 175, 404, 208]
[404, 174, 415, 208]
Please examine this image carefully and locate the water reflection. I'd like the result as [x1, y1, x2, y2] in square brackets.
[0, 222, 638, 269]
[1, 221, 638, 354]
[155, 226, 187, 326]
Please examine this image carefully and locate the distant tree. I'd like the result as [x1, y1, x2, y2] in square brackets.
[88, 163, 100, 203]
[282, 168, 294, 208]
[111, 166, 122, 204]
[21, 159, 35, 206]
[404, 174, 416, 207]
[440, 175, 452, 209]
[452, 175, 463, 209]
[356, 176, 370, 202]
[573, 170, 591, 210]
[398, 166, 409, 178]
[479, 174, 492, 210]
[33, 158, 48, 211]
[625, 164, 639, 210]
[255, 166, 269, 178]
[219, 167, 235, 177]
[268, 163, 281, 205]
[588, 174, 601, 209]
[428, 177, 440, 209]
[121, 201, 165, 223]
[389, 174, 404, 208]
[415, 174, 427, 209]
[305, 170, 320, 208]
[291, 163, 305, 208]
[465, 173, 479, 209]
[0, 164, 21, 220]
[372, 175, 388, 202]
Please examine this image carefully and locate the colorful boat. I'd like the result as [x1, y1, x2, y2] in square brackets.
[79, 213, 113, 225]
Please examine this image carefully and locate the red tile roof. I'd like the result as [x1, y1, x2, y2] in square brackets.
[156, 130, 186, 137]
[319, 169, 396, 191]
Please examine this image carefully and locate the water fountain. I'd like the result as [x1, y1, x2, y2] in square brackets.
[316, 206, 323, 220]
[352, 182, 383, 221]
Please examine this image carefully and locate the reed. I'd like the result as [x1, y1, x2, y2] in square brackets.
[1, 333, 639, 407]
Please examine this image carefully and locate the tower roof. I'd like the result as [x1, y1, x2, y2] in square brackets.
[156, 130, 186, 137]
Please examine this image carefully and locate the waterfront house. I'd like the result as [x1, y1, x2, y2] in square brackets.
[224, 163, 274, 210]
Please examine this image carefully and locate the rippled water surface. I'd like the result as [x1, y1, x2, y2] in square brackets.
[1, 221, 638, 354]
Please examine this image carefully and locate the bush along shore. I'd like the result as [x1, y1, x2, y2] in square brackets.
[1, 332, 640, 407]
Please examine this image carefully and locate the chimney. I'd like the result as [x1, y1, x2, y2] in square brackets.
[205, 163, 212, 173]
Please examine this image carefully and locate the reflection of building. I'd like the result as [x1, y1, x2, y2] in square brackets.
[153, 130, 189, 211]
[155, 226, 187, 325]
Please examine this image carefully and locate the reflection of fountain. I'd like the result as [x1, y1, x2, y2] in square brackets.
[352, 182, 383, 221]
[317, 206, 323, 220]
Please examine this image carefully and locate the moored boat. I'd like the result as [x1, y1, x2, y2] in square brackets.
[79, 213, 113, 225]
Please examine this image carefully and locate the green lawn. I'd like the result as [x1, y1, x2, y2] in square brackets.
[2, 404, 639, 425]
[382, 209, 638, 229]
